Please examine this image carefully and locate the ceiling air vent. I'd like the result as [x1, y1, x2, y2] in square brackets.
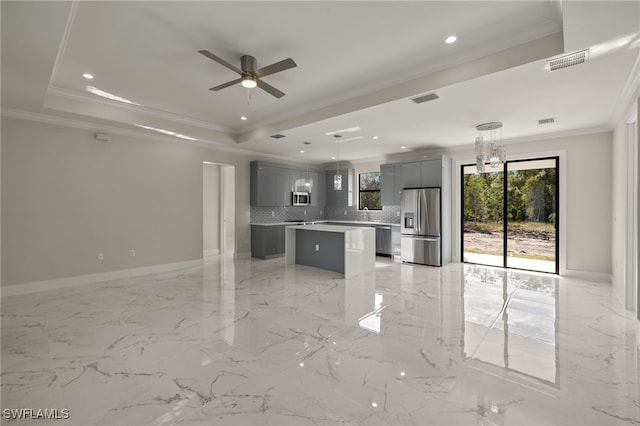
[270, 134, 286, 139]
[538, 117, 556, 125]
[547, 49, 589, 71]
[411, 93, 439, 104]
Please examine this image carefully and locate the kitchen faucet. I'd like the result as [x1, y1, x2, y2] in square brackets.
[363, 207, 370, 221]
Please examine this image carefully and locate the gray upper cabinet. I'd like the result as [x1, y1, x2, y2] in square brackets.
[249, 162, 290, 207]
[277, 167, 293, 206]
[401, 156, 445, 188]
[325, 168, 353, 207]
[401, 161, 422, 189]
[250, 161, 325, 207]
[251, 163, 279, 206]
[381, 163, 403, 206]
[420, 159, 442, 187]
[309, 171, 325, 207]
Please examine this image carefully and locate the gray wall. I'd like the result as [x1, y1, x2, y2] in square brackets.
[1, 116, 266, 286]
[377, 132, 613, 275]
[1, 114, 620, 286]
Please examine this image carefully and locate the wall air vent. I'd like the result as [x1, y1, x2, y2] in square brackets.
[547, 49, 589, 71]
[538, 117, 556, 125]
[411, 93, 439, 104]
[270, 134, 286, 139]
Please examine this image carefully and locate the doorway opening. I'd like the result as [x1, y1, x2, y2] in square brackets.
[203, 162, 235, 258]
[462, 157, 559, 274]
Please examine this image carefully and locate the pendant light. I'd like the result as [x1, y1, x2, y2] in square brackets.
[474, 122, 505, 173]
[333, 135, 342, 190]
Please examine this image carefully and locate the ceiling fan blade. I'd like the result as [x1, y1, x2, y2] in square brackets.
[209, 78, 242, 91]
[257, 79, 285, 98]
[198, 50, 242, 74]
[255, 58, 297, 78]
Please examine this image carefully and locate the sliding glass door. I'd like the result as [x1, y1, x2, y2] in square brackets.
[462, 165, 504, 268]
[462, 157, 559, 274]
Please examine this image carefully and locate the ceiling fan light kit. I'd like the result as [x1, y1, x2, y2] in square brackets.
[198, 50, 297, 98]
[241, 76, 257, 89]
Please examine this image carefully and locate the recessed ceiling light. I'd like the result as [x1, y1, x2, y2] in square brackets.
[241, 116, 247, 120]
[332, 156, 336, 160]
[82, 73, 94, 80]
[401, 146, 407, 149]
[373, 136, 379, 140]
[445, 35, 457, 44]
[300, 150, 305, 153]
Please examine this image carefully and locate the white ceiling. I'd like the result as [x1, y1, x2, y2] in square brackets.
[2, 1, 639, 165]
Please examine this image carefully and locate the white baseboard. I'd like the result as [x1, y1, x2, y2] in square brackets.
[1, 259, 203, 297]
[561, 269, 612, 283]
[203, 249, 220, 256]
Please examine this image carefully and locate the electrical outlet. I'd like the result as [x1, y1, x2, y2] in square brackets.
[97, 252, 104, 261]
[344, 210, 347, 215]
[315, 244, 319, 251]
[129, 250, 136, 257]
[397, 211, 400, 217]
[271, 211, 275, 217]
[304, 210, 307, 216]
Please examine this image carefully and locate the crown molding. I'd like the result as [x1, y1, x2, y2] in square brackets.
[47, 1, 79, 91]
[47, 86, 233, 134]
[612, 46, 640, 126]
[1, 108, 319, 166]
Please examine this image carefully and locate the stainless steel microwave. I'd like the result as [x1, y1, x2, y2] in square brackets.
[292, 191, 311, 206]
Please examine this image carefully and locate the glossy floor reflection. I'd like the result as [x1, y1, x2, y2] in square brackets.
[2, 257, 639, 425]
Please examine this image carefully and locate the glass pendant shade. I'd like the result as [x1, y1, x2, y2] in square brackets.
[475, 136, 485, 173]
[474, 123, 505, 172]
[333, 174, 342, 190]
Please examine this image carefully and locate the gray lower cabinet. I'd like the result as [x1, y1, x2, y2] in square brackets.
[251, 225, 286, 259]
[295, 230, 345, 274]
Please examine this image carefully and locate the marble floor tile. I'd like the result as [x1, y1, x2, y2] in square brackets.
[2, 257, 639, 425]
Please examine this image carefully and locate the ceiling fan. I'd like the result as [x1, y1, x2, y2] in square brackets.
[198, 50, 297, 99]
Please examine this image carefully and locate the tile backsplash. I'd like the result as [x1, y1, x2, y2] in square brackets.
[251, 205, 401, 224]
[324, 205, 401, 223]
[251, 206, 325, 223]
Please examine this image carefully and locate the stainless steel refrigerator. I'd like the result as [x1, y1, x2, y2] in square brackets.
[401, 188, 441, 266]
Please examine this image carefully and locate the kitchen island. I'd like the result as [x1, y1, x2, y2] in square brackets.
[285, 224, 375, 278]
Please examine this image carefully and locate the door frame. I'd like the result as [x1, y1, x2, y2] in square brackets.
[459, 153, 564, 275]
[625, 110, 638, 315]
[203, 162, 236, 257]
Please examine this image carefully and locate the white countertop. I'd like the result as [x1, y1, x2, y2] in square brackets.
[286, 224, 377, 233]
[251, 220, 400, 227]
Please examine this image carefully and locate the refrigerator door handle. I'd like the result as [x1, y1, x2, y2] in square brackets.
[416, 191, 421, 234]
[408, 236, 439, 242]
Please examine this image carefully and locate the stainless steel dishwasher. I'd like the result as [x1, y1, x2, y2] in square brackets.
[373, 225, 392, 256]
